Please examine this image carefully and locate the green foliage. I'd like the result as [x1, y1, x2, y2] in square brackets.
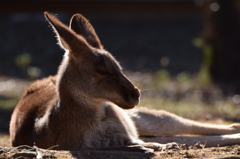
[177, 72, 191, 83]
[14, 54, 42, 79]
[15, 53, 31, 68]
[193, 37, 213, 84]
[192, 37, 204, 48]
[198, 45, 213, 84]
[0, 98, 18, 110]
[151, 69, 171, 88]
[203, 45, 214, 67]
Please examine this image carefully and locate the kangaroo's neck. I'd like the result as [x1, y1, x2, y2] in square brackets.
[55, 53, 102, 117]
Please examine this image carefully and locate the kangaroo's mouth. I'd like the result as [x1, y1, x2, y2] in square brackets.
[114, 98, 140, 109]
[117, 88, 141, 109]
[100, 88, 141, 109]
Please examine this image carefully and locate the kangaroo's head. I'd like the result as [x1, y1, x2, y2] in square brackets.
[44, 12, 140, 109]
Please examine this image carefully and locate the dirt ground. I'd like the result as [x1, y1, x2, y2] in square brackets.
[1, 135, 240, 158]
[0, 135, 240, 159]
[1, 144, 240, 159]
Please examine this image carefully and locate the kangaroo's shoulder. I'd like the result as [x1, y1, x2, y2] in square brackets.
[16, 75, 58, 115]
[23, 75, 57, 97]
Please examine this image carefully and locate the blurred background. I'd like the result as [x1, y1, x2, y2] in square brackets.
[0, 0, 240, 139]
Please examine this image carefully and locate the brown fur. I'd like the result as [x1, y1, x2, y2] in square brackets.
[10, 12, 240, 152]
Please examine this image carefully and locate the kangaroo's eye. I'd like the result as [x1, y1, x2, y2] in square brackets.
[96, 69, 111, 76]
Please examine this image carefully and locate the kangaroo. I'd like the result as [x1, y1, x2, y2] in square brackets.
[9, 12, 240, 152]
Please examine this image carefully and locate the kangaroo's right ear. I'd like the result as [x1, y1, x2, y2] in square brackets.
[70, 14, 103, 49]
[44, 12, 90, 55]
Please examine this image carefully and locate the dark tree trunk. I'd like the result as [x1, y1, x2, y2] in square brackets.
[204, 0, 240, 93]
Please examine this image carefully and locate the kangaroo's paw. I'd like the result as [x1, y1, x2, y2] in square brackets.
[141, 142, 179, 151]
[164, 142, 180, 150]
[127, 145, 155, 153]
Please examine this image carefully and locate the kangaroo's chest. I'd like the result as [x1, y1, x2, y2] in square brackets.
[35, 103, 141, 150]
[83, 103, 141, 148]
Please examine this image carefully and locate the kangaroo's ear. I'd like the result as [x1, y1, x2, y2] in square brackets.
[44, 12, 90, 54]
[70, 14, 103, 49]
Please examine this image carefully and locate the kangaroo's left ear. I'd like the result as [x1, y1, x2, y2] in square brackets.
[44, 12, 92, 57]
[70, 14, 103, 49]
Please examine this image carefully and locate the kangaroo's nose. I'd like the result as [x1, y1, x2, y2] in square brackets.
[130, 88, 140, 100]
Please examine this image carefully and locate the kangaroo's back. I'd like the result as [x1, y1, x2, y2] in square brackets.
[10, 76, 57, 147]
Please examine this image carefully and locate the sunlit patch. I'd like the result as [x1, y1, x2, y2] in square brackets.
[0, 80, 15, 92]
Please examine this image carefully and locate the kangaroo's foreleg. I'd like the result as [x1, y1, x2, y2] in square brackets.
[94, 145, 154, 153]
[127, 107, 240, 136]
